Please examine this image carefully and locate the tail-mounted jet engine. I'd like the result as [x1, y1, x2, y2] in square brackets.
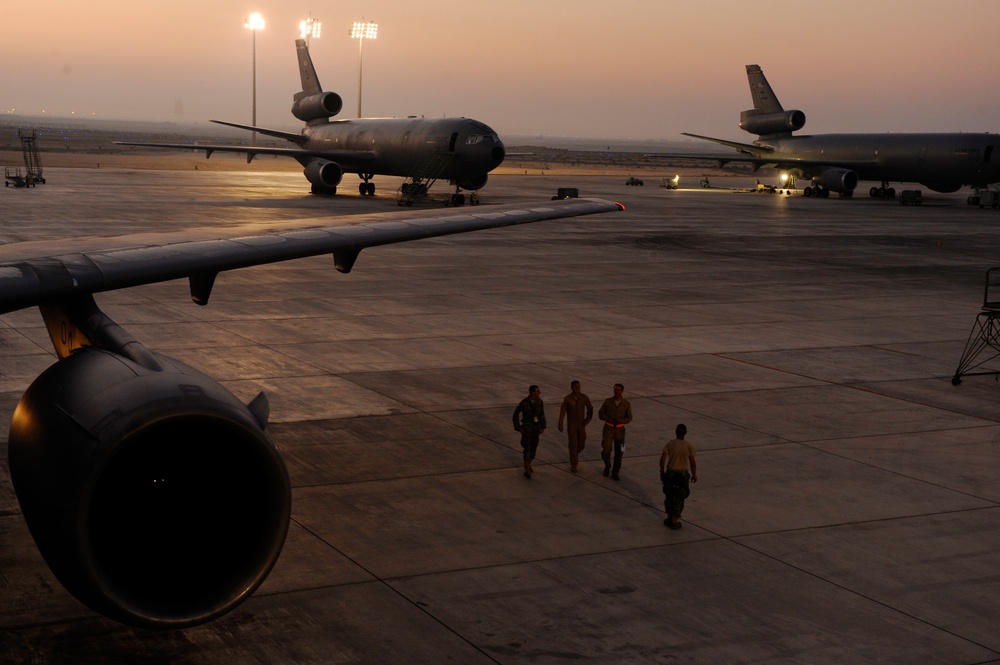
[7, 296, 291, 629]
[739, 110, 806, 135]
[816, 168, 859, 194]
[291, 91, 344, 122]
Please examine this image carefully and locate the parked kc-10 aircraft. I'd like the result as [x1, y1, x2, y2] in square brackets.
[116, 39, 506, 205]
[679, 64, 1000, 199]
[0, 198, 622, 629]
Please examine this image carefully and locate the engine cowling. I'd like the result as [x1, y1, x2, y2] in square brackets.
[304, 160, 344, 189]
[739, 110, 806, 135]
[817, 168, 859, 193]
[456, 173, 488, 191]
[8, 346, 291, 629]
[291, 92, 344, 122]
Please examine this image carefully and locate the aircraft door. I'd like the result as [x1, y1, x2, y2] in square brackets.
[448, 132, 458, 152]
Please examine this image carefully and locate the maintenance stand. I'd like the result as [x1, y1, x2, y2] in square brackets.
[952, 267, 1000, 384]
[4, 128, 45, 188]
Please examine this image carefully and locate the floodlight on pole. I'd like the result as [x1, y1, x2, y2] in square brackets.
[299, 16, 321, 47]
[244, 12, 265, 146]
[350, 20, 378, 118]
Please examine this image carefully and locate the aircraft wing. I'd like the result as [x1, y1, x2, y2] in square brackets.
[648, 134, 881, 174]
[112, 140, 376, 167]
[0, 198, 623, 316]
[680, 132, 774, 154]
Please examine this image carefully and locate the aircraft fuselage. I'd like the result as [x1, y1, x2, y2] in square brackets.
[759, 132, 999, 191]
[302, 117, 505, 188]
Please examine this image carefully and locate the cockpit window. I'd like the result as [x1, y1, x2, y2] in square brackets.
[465, 134, 497, 145]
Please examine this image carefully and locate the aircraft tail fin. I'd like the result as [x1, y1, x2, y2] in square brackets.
[745, 64, 783, 113]
[295, 38, 323, 97]
[739, 65, 805, 136]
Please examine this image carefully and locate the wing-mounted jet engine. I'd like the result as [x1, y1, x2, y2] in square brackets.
[8, 295, 290, 629]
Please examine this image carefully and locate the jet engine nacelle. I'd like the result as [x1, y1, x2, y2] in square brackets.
[291, 92, 344, 122]
[739, 110, 806, 135]
[456, 173, 488, 191]
[8, 346, 291, 629]
[816, 168, 859, 193]
[304, 160, 344, 189]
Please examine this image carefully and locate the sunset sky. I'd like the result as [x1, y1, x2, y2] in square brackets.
[3, 1, 999, 140]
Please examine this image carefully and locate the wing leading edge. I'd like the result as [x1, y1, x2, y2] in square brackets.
[0, 198, 624, 316]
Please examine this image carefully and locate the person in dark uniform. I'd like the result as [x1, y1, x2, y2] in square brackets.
[513, 384, 546, 479]
[558, 380, 593, 472]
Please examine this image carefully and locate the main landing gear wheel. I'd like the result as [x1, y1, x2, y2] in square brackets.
[358, 174, 376, 197]
[869, 184, 896, 199]
[450, 193, 466, 206]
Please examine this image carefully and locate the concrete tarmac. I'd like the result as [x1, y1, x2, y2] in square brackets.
[2, 168, 1000, 663]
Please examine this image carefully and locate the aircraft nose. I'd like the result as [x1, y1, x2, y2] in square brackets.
[491, 144, 506, 166]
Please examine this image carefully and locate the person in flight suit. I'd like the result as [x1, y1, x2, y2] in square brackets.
[598, 383, 632, 480]
[513, 384, 546, 479]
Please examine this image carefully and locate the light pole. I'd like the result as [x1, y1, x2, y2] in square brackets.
[350, 20, 377, 118]
[244, 12, 265, 146]
[299, 16, 321, 47]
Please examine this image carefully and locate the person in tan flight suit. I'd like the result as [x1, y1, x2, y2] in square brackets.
[557, 380, 593, 472]
[598, 383, 632, 480]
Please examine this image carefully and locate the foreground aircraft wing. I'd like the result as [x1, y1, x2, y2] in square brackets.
[0, 198, 623, 316]
[1, 197, 622, 630]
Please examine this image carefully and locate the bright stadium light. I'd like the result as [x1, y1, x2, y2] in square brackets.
[350, 20, 378, 118]
[300, 16, 321, 46]
[244, 12, 265, 146]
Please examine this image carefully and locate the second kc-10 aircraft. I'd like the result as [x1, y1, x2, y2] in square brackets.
[0, 198, 622, 629]
[678, 64, 1000, 199]
[116, 39, 506, 205]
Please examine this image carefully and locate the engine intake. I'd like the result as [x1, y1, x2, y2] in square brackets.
[291, 92, 344, 122]
[304, 160, 344, 189]
[8, 347, 291, 629]
[739, 110, 806, 135]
